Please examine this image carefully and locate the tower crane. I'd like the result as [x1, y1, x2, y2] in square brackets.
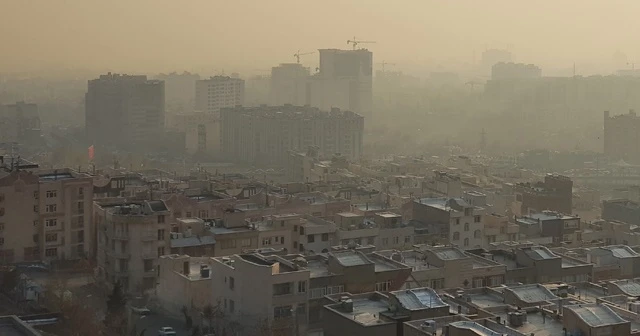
[346, 37, 376, 50]
[293, 50, 315, 64]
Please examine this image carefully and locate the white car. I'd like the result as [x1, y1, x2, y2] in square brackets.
[158, 327, 177, 336]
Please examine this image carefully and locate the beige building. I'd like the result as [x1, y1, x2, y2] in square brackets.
[0, 167, 93, 264]
[168, 112, 221, 155]
[270, 63, 310, 106]
[211, 253, 311, 333]
[195, 76, 244, 114]
[155, 254, 213, 316]
[0, 102, 40, 144]
[484, 213, 519, 246]
[95, 199, 171, 293]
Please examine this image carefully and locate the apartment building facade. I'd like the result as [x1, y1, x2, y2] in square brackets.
[221, 105, 364, 165]
[412, 198, 485, 249]
[195, 76, 244, 114]
[0, 168, 93, 264]
[95, 199, 171, 293]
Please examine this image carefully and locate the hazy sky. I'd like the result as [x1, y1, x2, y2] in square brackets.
[2, 0, 640, 74]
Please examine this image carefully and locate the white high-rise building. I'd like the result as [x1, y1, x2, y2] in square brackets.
[195, 76, 245, 114]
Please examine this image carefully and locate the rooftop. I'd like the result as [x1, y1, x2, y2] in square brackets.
[505, 284, 558, 304]
[609, 279, 640, 297]
[390, 288, 447, 310]
[494, 309, 565, 336]
[565, 303, 627, 327]
[521, 246, 559, 261]
[327, 295, 391, 327]
[170, 235, 216, 248]
[332, 250, 373, 267]
[432, 247, 468, 261]
[449, 321, 506, 336]
[602, 245, 640, 258]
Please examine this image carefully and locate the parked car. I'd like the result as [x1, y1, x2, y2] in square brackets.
[158, 326, 177, 336]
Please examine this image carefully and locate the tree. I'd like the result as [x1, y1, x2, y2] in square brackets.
[104, 281, 127, 335]
[43, 276, 103, 336]
[1, 268, 19, 294]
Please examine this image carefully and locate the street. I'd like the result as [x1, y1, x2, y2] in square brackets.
[133, 313, 191, 336]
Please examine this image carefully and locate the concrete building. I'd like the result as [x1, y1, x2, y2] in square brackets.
[0, 102, 40, 144]
[563, 303, 631, 336]
[515, 211, 580, 244]
[0, 167, 93, 264]
[604, 110, 640, 164]
[154, 71, 200, 114]
[95, 199, 171, 293]
[270, 63, 310, 106]
[155, 254, 213, 315]
[603, 199, 640, 226]
[211, 253, 311, 334]
[484, 213, 519, 245]
[195, 76, 244, 114]
[412, 198, 485, 249]
[587, 245, 640, 281]
[491, 62, 542, 80]
[221, 105, 364, 165]
[168, 112, 221, 156]
[515, 174, 573, 215]
[481, 49, 513, 73]
[85, 73, 165, 149]
[473, 245, 593, 284]
[308, 48, 373, 120]
[382, 246, 507, 290]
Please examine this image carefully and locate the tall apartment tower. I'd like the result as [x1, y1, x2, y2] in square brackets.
[307, 49, 373, 120]
[195, 76, 245, 114]
[604, 110, 640, 163]
[85, 73, 165, 149]
[270, 63, 310, 106]
[221, 105, 364, 165]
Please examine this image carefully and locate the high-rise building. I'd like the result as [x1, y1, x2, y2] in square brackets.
[270, 63, 310, 106]
[154, 71, 200, 114]
[195, 76, 245, 114]
[307, 49, 373, 120]
[604, 110, 640, 163]
[0, 102, 40, 144]
[221, 105, 364, 165]
[85, 73, 165, 149]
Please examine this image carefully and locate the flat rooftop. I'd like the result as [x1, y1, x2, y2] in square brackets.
[378, 250, 440, 272]
[505, 284, 558, 304]
[327, 296, 391, 327]
[306, 258, 332, 278]
[495, 310, 564, 336]
[391, 288, 447, 310]
[565, 303, 627, 327]
[433, 247, 468, 261]
[332, 251, 373, 267]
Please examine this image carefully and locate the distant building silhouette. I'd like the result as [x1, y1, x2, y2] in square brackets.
[195, 76, 245, 114]
[85, 73, 165, 150]
[270, 63, 310, 106]
[604, 110, 640, 163]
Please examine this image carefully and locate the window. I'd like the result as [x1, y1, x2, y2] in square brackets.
[474, 215, 481, 223]
[393, 236, 399, 244]
[0, 208, 4, 216]
[563, 234, 570, 242]
[158, 247, 165, 256]
[430, 278, 444, 289]
[404, 236, 411, 243]
[77, 230, 84, 243]
[455, 218, 460, 225]
[474, 230, 481, 238]
[33, 205, 38, 213]
[229, 300, 235, 313]
[46, 190, 57, 198]
[0, 223, 3, 231]
[307, 234, 315, 243]
[473, 278, 484, 288]
[375, 280, 391, 292]
[77, 201, 84, 214]
[296, 303, 306, 315]
[297, 281, 307, 293]
[367, 237, 375, 245]
[241, 238, 252, 247]
[78, 187, 84, 196]
[157, 215, 165, 224]
[45, 248, 56, 257]
[229, 276, 235, 290]
[32, 191, 38, 200]
[382, 238, 389, 246]
[500, 226, 506, 234]
[273, 282, 292, 296]
[45, 233, 57, 242]
[220, 239, 236, 249]
[294, 225, 298, 232]
[0, 237, 3, 246]
[262, 238, 272, 246]
[77, 216, 84, 228]
[280, 236, 285, 245]
[45, 219, 57, 228]
[299, 244, 304, 252]
[464, 238, 469, 247]
[453, 232, 460, 241]
[199, 210, 209, 218]
[33, 220, 38, 226]
[186, 212, 192, 218]
[299, 227, 305, 235]
[274, 305, 292, 319]
[322, 233, 329, 241]
[33, 234, 38, 243]
[464, 223, 470, 232]
[157, 229, 165, 241]
[174, 211, 182, 218]
[46, 204, 57, 213]
[144, 259, 153, 272]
